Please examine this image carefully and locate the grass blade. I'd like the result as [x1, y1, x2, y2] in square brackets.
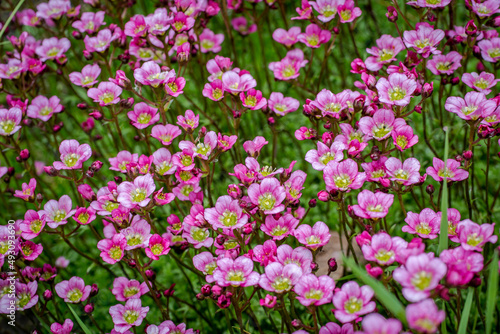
[438, 127, 449, 254]
[0, 0, 25, 41]
[67, 303, 93, 334]
[486, 251, 499, 334]
[457, 287, 474, 334]
[343, 256, 407, 325]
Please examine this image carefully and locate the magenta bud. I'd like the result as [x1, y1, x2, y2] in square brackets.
[52, 124, 62, 132]
[465, 20, 478, 36]
[19, 149, 30, 160]
[196, 293, 205, 300]
[128, 259, 136, 268]
[114, 176, 123, 184]
[422, 82, 433, 98]
[469, 275, 482, 287]
[292, 319, 302, 328]
[78, 184, 96, 202]
[44, 166, 58, 176]
[211, 285, 223, 297]
[72, 30, 82, 39]
[308, 198, 317, 208]
[365, 264, 383, 278]
[328, 258, 338, 273]
[36, 193, 43, 204]
[89, 111, 103, 120]
[451, 77, 460, 85]
[163, 284, 175, 297]
[83, 50, 93, 60]
[201, 284, 212, 296]
[90, 284, 99, 297]
[77, 103, 88, 109]
[426, 184, 435, 195]
[227, 184, 242, 199]
[90, 160, 103, 172]
[317, 190, 330, 202]
[145, 269, 156, 280]
[232, 110, 242, 118]
[81, 118, 95, 133]
[84, 303, 94, 313]
[386, 6, 398, 22]
[310, 262, 319, 272]
[463, 150, 473, 160]
[332, 27, 340, 34]
[43, 289, 52, 300]
[242, 223, 253, 235]
[7, 167, 15, 176]
[267, 117, 275, 126]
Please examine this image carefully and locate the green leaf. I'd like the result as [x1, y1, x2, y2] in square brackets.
[438, 127, 449, 254]
[441, 300, 448, 334]
[343, 256, 407, 325]
[67, 303, 93, 334]
[486, 251, 499, 334]
[0, 0, 25, 41]
[457, 287, 474, 334]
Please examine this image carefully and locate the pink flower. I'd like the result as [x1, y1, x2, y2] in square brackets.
[0, 107, 22, 136]
[73, 207, 96, 225]
[259, 262, 303, 293]
[393, 253, 447, 302]
[177, 110, 199, 132]
[248, 178, 286, 214]
[462, 72, 499, 95]
[179, 131, 217, 160]
[127, 102, 159, 129]
[20, 240, 43, 261]
[111, 277, 149, 302]
[193, 252, 217, 283]
[306, 141, 345, 171]
[365, 35, 404, 71]
[268, 92, 300, 116]
[151, 124, 182, 146]
[472, 0, 500, 17]
[332, 281, 376, 323]
[406, 299, 445, 334]
[260, 294, 278, 308]
[273, 27, 301, 47]
[298, 24, 331, 48]
[55, 276, 91, 303]
[337, 0, 362, 23]
[205, 195, 248, 230]
[40, 195, 76, 228]
[146, 8, 171, 35]
[14, 178, 36, 201]
[36, 0, 70, 21]
[456, 219, 497, 251]
[0, 59, 25, 80]
[358, 108, 398, 141]
[240, 89, 267, 110]
[50, 319, 74, 334]
[268, 49, 309, 81]
[203, 80, 224, 101]
[221, 70, 257, 94]
[109, 299, 149, 333]
[35, 37, 70, 61]
[213, 256, 260, 287]
[478, 37, 500, 63]
[376, 73, 417, 106]
[356, 313, 401, 334]
[231, 17, 257, 35]
[427, 51, 462, 75]
[72, 11, 105, 34]
[0, 281, 38, 311]
[84, 29, 117, 53]
[117, 174, 156, 208]
[403, 23, 445, 58]
[109, 151, 139, 173]
[440, 246, 483, 286]
[294, 221, 331, 250]
[27, 95, 63, 122]
[277, 245, 313, 274]
[152, 148, 176, 176]
[87, 81, 122, 106]
[133, 61, 172, 87]
[124, 14, 148, 37]
[445, 92, 496, 121]
[20, 210, 45, 240]
[319, 322, 354, 334]
[17, 9, 41, 27]
[261, 213, 300, 240]
[121, 217, 152, 250]
[392, 123, 419, 151]
[426, 157, 469, 182]
[53, 139, 92, 170]
[97, 233, 127, 264]
[155, 321, 194, 334]
[165, 73, 186, 97]
[402, 208, 440, 239]
[293, 0, 313, 20]
[311, 89, 350, 118]
[310, 0, 341, 22]
[352, 190, 394, 220]
[361, 232, 406, 266]
[69, 64, 101, 87]
[145, 234, 170, 260]
[323, 159, 366, 192]
[243, 136, 268, 157]
[294, 274, 335, 306]
[171, 12, 195, 33]
[199, 28, 224, 53]
[385, 157, 421, 186]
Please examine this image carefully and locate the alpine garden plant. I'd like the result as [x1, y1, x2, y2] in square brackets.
[0, 0, 500, 334]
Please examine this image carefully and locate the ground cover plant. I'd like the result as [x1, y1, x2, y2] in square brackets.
[0, 0, 500, 333]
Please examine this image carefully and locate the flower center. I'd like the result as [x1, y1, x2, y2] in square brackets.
[436, 61, 452, 71]
[282, 65, 296, 78]
[173, 21, 185, 31]
[77, 213, 89, 224]
[488, 48, 500, 58]
[18, 292, 31, 308]
[437, 167, 454, 179]
[415, 222, 431, 235]
[47, 47, 60, 57]
[39, 106, 53, 116]
[151, 243, 164, 255]
[274, 104, 288, 113]
[205, 262, 217, 275]
[388, 86, 406, 101]
[201, 40, 214, 50]
[340, 9, 352, 21]
[212, 88, 223, 100]
[394, 169, 409, 180]
[379, 49, 394, 62]
[414, 38, 431, 48]
[156, 162, 173, 175]
[271, 276, 292, 292]
[0, 120, 16, 134]
[227, 270, 245, 282]
[305, 288, 323, 300]
[306, 235, 321, 245]
[123, 286, 139, 298]
[180, 184, 194, 196]
[375, 249, 394, 264]
[67, 288, 83, 302]
[30, 220, 43, 233]
[195, 143, 211, 156]
[192, 227, 208, 242]
[321, 6, 336, 17]
[411, 271, 433, 290]
[372, 124, 392, 139]
[64, 153, 80, 167]
[53, 209, 67, 222]
[137, 113, 152, 124]
[258, 193, 276, 211]
[396, 135, 408, 149]
[131, 188, 147, 203]
[271, 225, 289, 236]
[474, 78, 489, 89]
[127, 234, 143, 247]
[109, 245, 123, 259]
[221, 210, 238, 227]
[466, 233, 483, 247]
[123, 310, 140, 324]
[333, 174, 352, 189]
[344, 297, 363, 313]
[104, 201, 119, 212]
[100, 92, 115, 104]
